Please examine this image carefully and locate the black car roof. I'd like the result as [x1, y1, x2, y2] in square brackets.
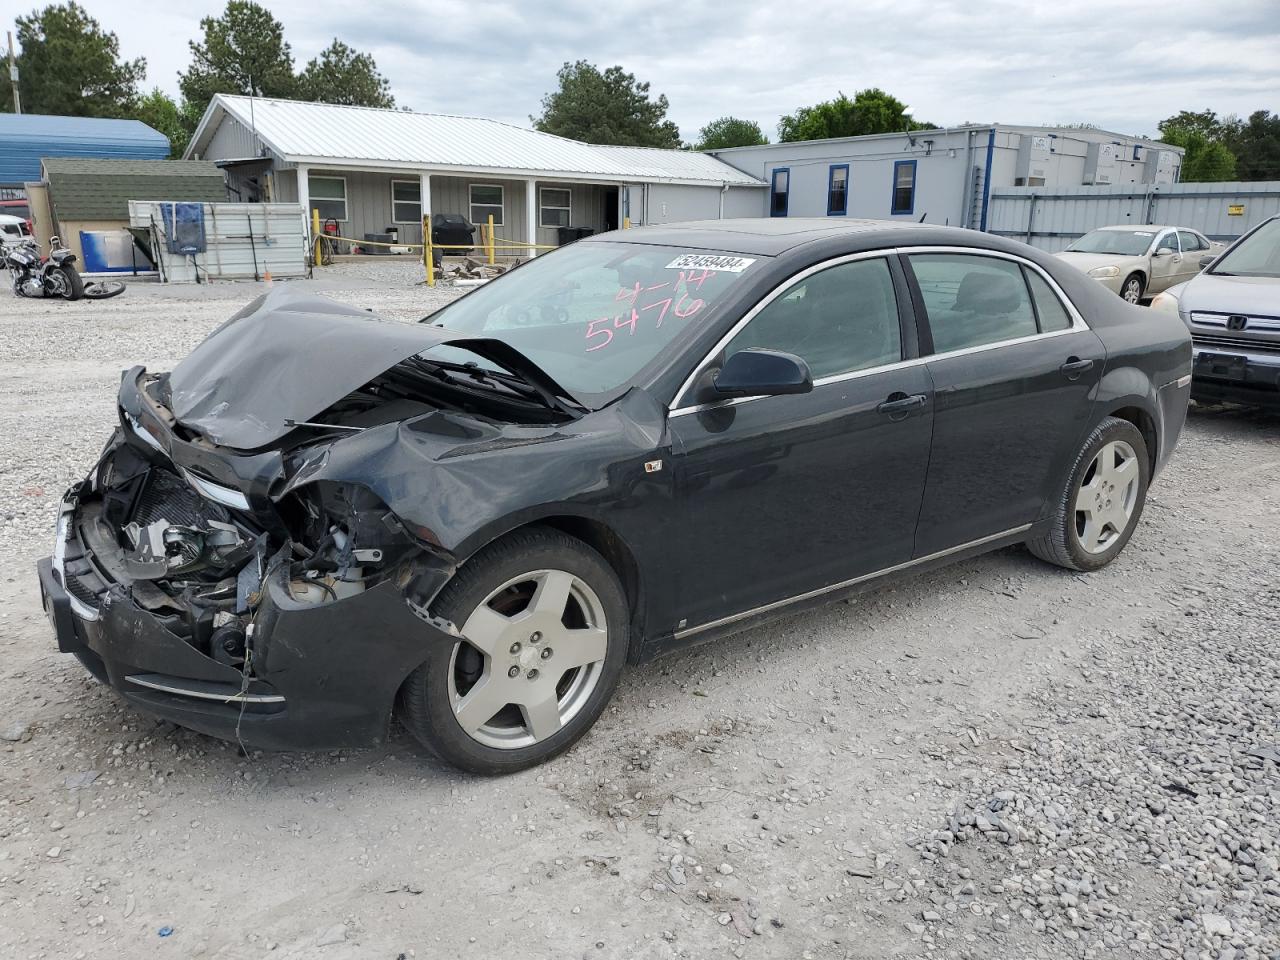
[588, 218, 1001, 257]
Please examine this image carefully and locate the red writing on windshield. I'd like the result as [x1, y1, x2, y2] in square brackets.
[584, 270, 710, 352]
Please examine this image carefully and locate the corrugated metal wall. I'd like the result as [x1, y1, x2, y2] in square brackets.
[128, 201, 307, 282]
[0, 114, 169, 183]
[988, 182, 1280, 252]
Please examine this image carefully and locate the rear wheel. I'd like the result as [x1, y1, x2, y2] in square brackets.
[398, 528, 628, 774]
[58, 265, 84, 300]
[1028, 416, 1149, 571]
[1120, 273, 1144, 304]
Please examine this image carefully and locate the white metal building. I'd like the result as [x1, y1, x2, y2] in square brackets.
[709, 125, 1185, 232]
[186, 95, 764, 253]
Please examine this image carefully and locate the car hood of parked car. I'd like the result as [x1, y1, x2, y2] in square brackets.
[166, 287, 576, 450]
[1173, 271, 1279, 316]
[1054, 251, 1141, 273]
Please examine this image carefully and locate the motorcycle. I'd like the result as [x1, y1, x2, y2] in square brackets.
[2, 236, 124, 300]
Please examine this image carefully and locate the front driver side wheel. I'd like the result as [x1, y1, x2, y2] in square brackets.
[1028, 416, 1150, 571]
[398, 528, 628, 774]
[1120, 273, 1144, 304]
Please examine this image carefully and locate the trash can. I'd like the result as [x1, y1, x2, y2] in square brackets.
[431, 214, 475, 258]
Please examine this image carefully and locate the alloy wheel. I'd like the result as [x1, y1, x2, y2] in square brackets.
[447, 569, 608, 749]
[1122, 278, 1142, 304]
[1073, 439, 1140, 554]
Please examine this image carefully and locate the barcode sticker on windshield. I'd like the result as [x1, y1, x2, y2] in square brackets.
[665, 254, 756, 273]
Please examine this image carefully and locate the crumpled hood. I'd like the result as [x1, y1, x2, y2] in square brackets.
[167, 288, 570, 450]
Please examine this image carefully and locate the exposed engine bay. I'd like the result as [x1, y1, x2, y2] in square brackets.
[80, 431, 440, 674]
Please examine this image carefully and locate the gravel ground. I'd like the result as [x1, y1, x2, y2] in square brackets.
[1, 262, 1277, 959]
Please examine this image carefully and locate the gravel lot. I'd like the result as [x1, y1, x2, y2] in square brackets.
[1, 262, 1277, 959]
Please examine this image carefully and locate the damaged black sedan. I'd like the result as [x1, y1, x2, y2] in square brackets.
[39, 220, 1192, 774]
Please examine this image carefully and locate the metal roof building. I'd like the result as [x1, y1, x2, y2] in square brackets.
[0, 113, 169, 185]
[187, 95, 764, 251]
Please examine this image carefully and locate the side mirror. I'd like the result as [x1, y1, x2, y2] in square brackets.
[1199, 254, 1216, 270]
[713, 349, 813, 398]
[1154, 247, 1175, 257]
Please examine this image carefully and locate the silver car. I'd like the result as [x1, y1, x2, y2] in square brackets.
[1056, 225, 1225, 304]
[1150, 215, 1280, 410]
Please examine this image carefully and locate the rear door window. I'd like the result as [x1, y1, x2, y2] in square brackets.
[1025, 269, 1073, 332]
[907, 254, 1039, 353]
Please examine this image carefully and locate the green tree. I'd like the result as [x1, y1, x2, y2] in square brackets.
[1158, 110, 1237, 182]
[2, 1, 145, 117]
[532, 61, 681, 148]
[695, 116, 767, 150]
[178, 0, 296, 114]
[778, 88, 931, 142]
[132, 88, 188, 157]
[297, 39, 394, 108]
[1223, 110, 1280, 181]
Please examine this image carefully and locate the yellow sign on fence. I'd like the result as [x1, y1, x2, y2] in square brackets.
[1228, 203, 1245, 216]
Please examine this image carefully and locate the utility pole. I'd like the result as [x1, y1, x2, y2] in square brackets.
[7, 31, 20, 114]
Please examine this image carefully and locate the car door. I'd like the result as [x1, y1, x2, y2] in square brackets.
[903, 250, 1107, 557]
[1177, 231, 1210, 283]
[667, 253, 935, 634]
[1147, 230, 1184, 294]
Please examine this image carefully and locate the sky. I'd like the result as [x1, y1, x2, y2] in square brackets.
[6, 0, 1278, 140]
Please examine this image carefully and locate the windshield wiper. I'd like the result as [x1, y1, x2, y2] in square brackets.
[406, 357, 585, 419]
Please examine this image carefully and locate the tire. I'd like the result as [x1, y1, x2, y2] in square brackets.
[1028, 416, 1150, 572]
[398, 527, 629, 774]
[1120, 273, 1144, 304]
[83, 280, 125, 300]
[57, 265, 85, 301]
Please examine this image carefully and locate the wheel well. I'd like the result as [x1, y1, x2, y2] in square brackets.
[522, 516, 645, 656]
[1108, 405, 1157, 472]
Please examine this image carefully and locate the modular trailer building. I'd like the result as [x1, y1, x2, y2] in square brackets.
[708, 125, 1184, 232]
[186, 95, 765, 253]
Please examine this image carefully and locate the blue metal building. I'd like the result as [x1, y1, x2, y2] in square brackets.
[0, 113, 169, 184]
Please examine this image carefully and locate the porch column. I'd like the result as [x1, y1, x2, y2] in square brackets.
[618, 185, 626, 228]
[296, 163, 311, 238]
[525, 177, 538, 257]
[419, 171, 432, 244]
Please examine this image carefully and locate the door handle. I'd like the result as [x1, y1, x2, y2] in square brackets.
[877, 392, 928, 417]
[1060, 357, 1094, 379]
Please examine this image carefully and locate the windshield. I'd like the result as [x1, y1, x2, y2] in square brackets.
[1210, 218, 1280, 278]
[423, 241, 762, 403]
[1065, 230, 1155, 256]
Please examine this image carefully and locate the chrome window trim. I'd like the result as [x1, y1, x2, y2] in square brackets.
[669, 245, 1090, 417]
[673, 523, 1033, 640]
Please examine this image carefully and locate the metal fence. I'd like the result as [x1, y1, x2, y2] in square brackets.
[987, 181, 1280, 253]
[129, 200, 307, 283]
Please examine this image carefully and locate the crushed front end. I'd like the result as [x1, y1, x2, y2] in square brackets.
[37, 367, 459, 750]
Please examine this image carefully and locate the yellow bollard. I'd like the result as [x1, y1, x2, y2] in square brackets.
[623, 217, 631, 230]
[487, 214, 495, 265]
[311, 208, 322, 265]
[425, 236, 435, 287]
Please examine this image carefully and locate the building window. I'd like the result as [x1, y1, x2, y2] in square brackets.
[770, 168, 789, 217]
[827, 164, 849, 216]
[539, 187, 571, 228]
[891, 160, 916, 216]
[391, 180, 421, 224]
[308, 175, 347, 222]
[469, 184, 504, 226]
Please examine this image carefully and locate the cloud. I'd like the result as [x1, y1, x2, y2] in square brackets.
[12, 0, 1277, 140]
